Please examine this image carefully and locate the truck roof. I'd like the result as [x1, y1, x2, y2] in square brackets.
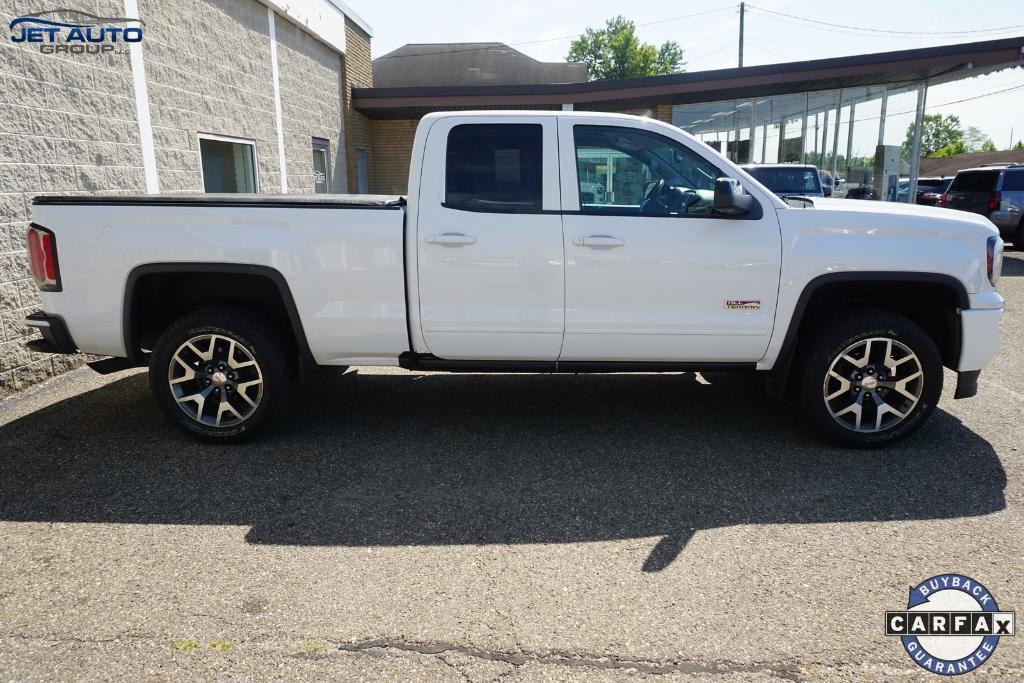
[33, 194, 406, 208]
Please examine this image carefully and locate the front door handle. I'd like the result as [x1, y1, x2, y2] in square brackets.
[572, 235, 625, 248]
[426, 233, 476, 246]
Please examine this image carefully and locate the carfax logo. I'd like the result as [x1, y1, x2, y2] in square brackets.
[886, 574, 1015, 675]
[8, 8, 142, 55]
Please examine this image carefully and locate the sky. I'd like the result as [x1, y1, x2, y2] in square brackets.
[354, 0, 1024, 155]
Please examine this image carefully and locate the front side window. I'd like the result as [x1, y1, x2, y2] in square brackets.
[574, 125, 721, 216]
[312, 138, 330, 194]
[199, 135, 257, 193]
[445, 124, 543, 212]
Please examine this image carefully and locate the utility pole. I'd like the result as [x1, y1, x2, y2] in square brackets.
[738, 2, 745, 67]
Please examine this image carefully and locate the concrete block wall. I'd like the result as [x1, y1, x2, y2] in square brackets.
[139, 0, 283, 193]
[0, 1, 146, 397]
[0, 0, 356, 398]
[275, 17, 346, 193]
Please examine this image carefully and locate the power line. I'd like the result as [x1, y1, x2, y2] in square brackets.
[378, 6, 735, 60]
[746, 4, 1024, 37]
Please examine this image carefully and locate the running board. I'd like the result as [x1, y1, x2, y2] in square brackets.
[398, 352, 755, 374]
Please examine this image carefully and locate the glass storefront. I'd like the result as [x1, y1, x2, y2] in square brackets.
[673, 84, 923, 201]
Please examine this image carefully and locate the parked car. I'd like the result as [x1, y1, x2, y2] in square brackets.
[740, 163, 824, 198]
[896, 177, 953, 205]
[26, 111, 1004, 447]
[942, 164, 1024, 246]
[844, 184, 877, 200]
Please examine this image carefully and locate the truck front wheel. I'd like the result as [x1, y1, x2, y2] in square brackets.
[149, 308, 291, 443]
[799, 308, 943, 447]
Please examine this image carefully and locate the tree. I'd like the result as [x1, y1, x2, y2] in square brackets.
[568, 16, 685, 80]
[980, 139, 997, 152]
[928, 140, 968, 158]
[963, 126, 992, 152]
[1012, 140, 1024, 151]
[902, 114, 963, 157]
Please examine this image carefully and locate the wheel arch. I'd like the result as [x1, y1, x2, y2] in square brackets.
[769, 271, 968, 392]
[122, 263, 314, 365]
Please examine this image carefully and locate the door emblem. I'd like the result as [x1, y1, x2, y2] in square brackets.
[726, 300, 761, 310]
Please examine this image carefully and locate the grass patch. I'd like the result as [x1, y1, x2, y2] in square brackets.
[171, 639, 198, 652]
[300, 641, 327, 654]
[209, 640, 235, 652]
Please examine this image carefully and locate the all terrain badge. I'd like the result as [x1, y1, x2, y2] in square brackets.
[885, 574, 1015, 675]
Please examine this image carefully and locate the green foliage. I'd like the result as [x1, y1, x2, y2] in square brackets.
[172, 639, 198, 651]
[568, 16, 685, 80]
[902, 114, 963, 157]
[928, 140, 968, 158]
[209, 640, 235, 652]
[1012, 140, 1024, 151]
[980, 139, 997, 153]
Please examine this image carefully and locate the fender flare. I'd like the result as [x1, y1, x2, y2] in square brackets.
[767, 271, 969, 392]
[122, 262, 314, 364]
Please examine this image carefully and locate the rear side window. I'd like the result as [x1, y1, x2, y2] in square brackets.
[1001, 170, 1024, 191]
[445, 124, 543, 212]
[949, 171, 999, 192]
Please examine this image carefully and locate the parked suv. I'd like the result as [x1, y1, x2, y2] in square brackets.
[943, 164, 1024, 246]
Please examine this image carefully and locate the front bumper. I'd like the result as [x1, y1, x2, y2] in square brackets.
[24, 312, 77, 354]
[952, 306, 1003, 399]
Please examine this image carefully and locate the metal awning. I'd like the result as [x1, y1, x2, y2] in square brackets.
[353, 36, 1024, 119]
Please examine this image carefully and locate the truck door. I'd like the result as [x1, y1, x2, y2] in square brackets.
[415, 117, 564, 360]
[556, 118, 781, 363]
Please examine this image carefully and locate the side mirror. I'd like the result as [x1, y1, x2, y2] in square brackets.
[713, 177, 753, 216]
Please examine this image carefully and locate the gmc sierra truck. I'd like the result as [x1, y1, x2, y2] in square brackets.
[24, 112, 1004, 446]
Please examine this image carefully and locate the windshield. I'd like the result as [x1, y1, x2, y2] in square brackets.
[746, 167, 821, 195]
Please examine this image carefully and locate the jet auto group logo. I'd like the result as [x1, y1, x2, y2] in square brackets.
[886, 574, 1015, 675]
[9, 8, 143, 55]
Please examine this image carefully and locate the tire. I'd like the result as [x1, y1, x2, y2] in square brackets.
[149, 307, 292, 443]
[797, 308, 943, 447]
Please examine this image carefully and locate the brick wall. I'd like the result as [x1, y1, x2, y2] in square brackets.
[342, 18, 373, 193]
[370, 119, 418, 195]
[0, 1, 146, 397]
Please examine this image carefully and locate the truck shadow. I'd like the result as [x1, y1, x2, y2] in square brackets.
[0, 369, 1006, 572]
[1000, 252, 1024, 277]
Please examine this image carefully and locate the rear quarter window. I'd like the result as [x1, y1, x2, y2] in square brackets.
[949, 171, 999, 192]
[1001, 170, 1024, 191]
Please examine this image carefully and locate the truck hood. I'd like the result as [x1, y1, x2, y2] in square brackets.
[775, 198, 999, 297]
[787, 197, 998, 238]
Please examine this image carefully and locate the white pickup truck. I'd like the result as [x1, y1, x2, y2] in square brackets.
[25, 112, 1004, 446]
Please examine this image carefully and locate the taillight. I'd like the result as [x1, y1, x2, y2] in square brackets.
[939, 193, 948, 208]
[26, 224, 61, 291]
[988, 191, 1001, 211]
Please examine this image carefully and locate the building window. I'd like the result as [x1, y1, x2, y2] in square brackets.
[199, 134, 258, 193]
[312, 138, 330, 193]
[445, 124, 543, 212]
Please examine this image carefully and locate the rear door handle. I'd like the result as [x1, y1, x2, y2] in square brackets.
[426, 233, 476, 246]
[572, 235, 625, 248]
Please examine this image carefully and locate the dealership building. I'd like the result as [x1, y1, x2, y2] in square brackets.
[0, 1, 1022, 394]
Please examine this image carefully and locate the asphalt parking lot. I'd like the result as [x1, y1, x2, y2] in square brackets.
[1, 255, 1022, 681]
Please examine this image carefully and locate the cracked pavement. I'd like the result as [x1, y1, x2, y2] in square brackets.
[1, 253, 1022, 681]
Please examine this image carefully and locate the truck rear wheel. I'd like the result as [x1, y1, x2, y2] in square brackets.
[149, 308, 291, 443]
[798, 308, 943, 447]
